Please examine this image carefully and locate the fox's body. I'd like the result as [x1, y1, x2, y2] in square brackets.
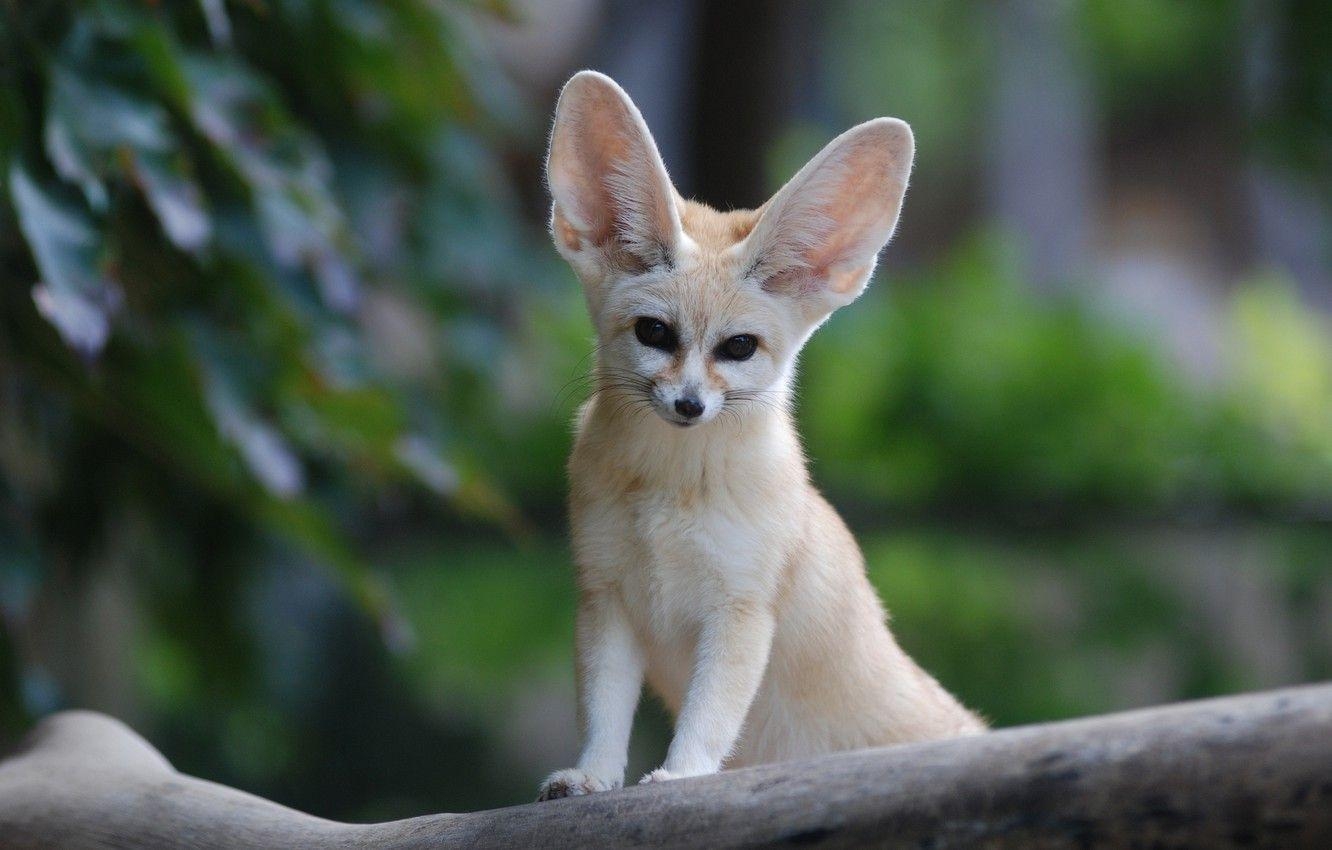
[540, 72, 981, 799]
[571, 377, 978, 767]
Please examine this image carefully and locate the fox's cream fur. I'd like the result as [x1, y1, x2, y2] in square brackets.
[538, 71, 983, 800]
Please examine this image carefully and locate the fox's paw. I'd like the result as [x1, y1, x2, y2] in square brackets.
[537, 768, 615, 801]
[638, 767, 679, 785]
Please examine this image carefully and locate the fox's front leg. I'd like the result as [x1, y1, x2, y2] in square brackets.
[642, 600, 775, 783]
[538, 589, 644, 800]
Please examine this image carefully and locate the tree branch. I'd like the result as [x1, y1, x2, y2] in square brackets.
[2, 683, 1330, 848]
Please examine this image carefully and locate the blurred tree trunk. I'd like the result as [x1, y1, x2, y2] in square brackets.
[595, 0, 701, 191]
[687, 0, 821, 208]
[986, 0, 1095, 290]
[26, 534, 141, 725]
[596, 0, 820, 209]
[1241, 0, 1332, 311]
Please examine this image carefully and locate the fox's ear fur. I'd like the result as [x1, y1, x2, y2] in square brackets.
[547, 71, 683, 290]
[738, 118, 914, 315]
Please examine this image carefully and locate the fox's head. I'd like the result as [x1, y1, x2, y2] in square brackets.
[548, 71, 912, 429]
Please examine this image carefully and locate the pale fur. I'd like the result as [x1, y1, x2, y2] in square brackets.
[538, 72, 984, 800]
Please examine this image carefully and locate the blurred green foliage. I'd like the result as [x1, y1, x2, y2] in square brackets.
[1080, 0, 1241, 109]
[800, 234, 1332, 513]
[824, 0, 989, 181]
[0, 0, 574, 741]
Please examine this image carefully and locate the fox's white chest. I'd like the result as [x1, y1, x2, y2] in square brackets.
[627, 491, 719, 622]
[610, 485, 767, 704]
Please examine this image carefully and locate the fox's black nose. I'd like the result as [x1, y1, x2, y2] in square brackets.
[674, 397, 704, 419]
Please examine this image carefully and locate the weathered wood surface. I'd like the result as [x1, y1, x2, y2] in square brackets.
[1, 683, 1329, 849]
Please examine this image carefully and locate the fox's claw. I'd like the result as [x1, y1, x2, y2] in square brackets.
[537, 768, 615, 801]
[638, 767, 679, 785]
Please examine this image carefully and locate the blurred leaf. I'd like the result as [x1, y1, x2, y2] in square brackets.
[46, 64, 174, 171]
[132, 151, 212, 253]
[8, 164, 123, 357]
[179, 53, 360, 311]
[199, 0, 234, 49]
[206, 383, 307, 500]
[191, 325, 306, 500]
[394, 435, 460, 496]
[44, 62, 212, 252]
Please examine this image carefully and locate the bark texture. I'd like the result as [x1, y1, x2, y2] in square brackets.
[1, 683, 1330, 849]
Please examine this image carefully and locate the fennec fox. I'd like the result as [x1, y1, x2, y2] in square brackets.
[538, 71, 983, 800]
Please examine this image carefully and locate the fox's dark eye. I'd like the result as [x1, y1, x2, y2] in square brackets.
[718, 334, 758, 361]
[634, 317, 676, 351]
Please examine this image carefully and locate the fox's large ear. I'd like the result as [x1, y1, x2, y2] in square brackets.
[547, 71, 684, 290]
[738, 118, 913, 317]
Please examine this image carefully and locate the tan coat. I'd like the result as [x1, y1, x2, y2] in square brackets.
[539, 71, 983, 800]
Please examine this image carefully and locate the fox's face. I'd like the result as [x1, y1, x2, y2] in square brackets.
[547, 72, 913, 429]
[590, 238, 806, 427]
